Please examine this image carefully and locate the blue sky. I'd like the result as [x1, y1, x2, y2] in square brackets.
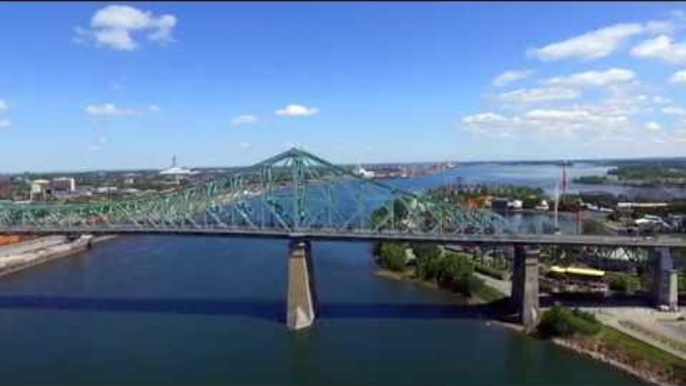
[1, 2, 686, 172]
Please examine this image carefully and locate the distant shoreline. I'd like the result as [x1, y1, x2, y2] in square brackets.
[0, 235, 117, 279]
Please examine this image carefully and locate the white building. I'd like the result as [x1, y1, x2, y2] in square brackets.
[508, 199, 523, 210]
[617, 202, 668, 209]
[30, 179, 50, 200]
[353, 166, 375, 179]
[160, 155, 196, 176]
[51, 177, 76, 192]
[535, 200, 549, 211]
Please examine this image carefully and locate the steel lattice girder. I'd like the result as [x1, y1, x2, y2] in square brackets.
[0, 148, 508, 235]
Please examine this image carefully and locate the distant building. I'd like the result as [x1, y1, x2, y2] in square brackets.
[160, 155, 195, 176]
[122, 173, 138, 185]
[491, 198, 524, 211]
[30, 179, 50, 200]
[535, 200, 549, 211]
[491, 198, 509, 211]
[51, 177, 76, 193]
[95, 186, 118, 194]
[0, 177, 11, 198]
[508, 199, 523, 210]
[617, 202, 668, 209]
[353, 166, 375, 179]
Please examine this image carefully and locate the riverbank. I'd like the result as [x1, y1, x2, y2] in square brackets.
[552, 327, 686, 386]
[0, 235, 117, 278]
[375, 267, 507, 304]
[498, 306, 686, 386]
[375, 266, 686, 386]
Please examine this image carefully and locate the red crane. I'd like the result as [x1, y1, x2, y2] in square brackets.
[561, 163, 568, 196]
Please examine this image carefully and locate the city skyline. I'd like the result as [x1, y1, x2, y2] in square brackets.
[2, 2, 686, 172]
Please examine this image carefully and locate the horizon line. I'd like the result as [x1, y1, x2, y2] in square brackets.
[3, 153, 686, 176]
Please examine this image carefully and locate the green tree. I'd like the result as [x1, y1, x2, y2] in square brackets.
[582, 219, 610, 235]
[412, 243, 442, 280]
[435, 253, 483, 295]
[378, 242, 407, 272]
[411, 243, 441, 260]
[538, 306, 601, 337]
[608, 273, 641, 295]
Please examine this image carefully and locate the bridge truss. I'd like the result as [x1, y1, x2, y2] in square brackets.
[0, 148, 508, 236]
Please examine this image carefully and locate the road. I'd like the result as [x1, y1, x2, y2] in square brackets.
[2, 227, 686, 248]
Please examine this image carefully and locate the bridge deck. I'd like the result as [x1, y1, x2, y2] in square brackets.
[1, 227, 685, 248]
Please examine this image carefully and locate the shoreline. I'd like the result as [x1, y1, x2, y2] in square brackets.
[0, 235, 118, 279]
[374, 268, 483, 304]
[551, 337, 679, 386]
[374, 266, 682, 386]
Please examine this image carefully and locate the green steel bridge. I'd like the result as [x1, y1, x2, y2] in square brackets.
[0, 147, 683, 247]
[0, 148, 683, 329]
[0, 148, 510, 238]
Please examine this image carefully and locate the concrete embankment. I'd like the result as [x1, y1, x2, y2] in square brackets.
[0, 235, 115, 278]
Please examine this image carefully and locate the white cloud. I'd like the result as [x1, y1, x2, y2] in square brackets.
[662, 106, 686, 116]
[75, 5, 177, 51]
[631, 35, 686, 64]
[240, 142, 251, 149]
[147, 104, 161, 113]
[461, 112, 515, 137]
[462, 105, 632, 139]
[523, 108, 628, 132]
[653, 96, 672, 104]
[670, 70, 686, 83]
[462, 112, 508, 124]
[546, 68, 636, 87]
[231, 114, 257, 126]
[529, 23, 645, 61]
[645, 121, 662, 131]
[275, 104, 319, 117]
[85, 103, 138, 116]
[0, 120, 11, 130]
[528, 16, 676, 62]
[492, 70, 533, 87]
[644, 123, 686, 144]
[0, 99, 7, 112]
[498, 87, 580, 104]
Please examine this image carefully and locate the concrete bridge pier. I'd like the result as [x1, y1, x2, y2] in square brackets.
[287, 238, 317, 330]
[650, 247, 678, 311]
[511, 245, 540, 330]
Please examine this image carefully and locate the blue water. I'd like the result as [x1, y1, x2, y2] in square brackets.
[385, 163, 686, 199]
[0, 237, 646, 384]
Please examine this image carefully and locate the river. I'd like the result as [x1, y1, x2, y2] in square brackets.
[0, 163, 654, 384]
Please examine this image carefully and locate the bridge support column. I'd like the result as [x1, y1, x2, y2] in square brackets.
[650, 247, 678, 311]
[287, 239, 317, 330]
[511, 245, 540, 330]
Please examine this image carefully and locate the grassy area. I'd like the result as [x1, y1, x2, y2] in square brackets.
[538, 306, 602, 337]
[375, 261, 506, 304]
[618, 320, 686, 354]
[598, 326, 686, 380]
[474, 263, 509, 281]
[540, 306, 686, 385]
[474, 283, 507, 303]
